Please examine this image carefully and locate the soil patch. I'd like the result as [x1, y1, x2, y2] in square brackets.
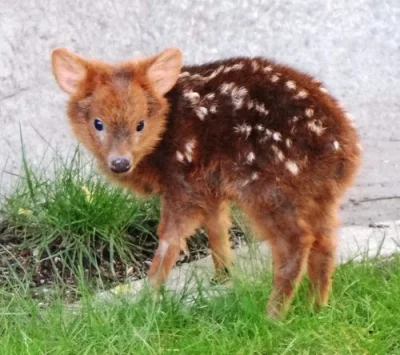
[0, 221, 246, 303]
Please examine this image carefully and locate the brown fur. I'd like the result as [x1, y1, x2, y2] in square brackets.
[51, 47, 361, 318]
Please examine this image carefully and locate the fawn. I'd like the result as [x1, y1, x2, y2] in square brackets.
[51, 47, 361, 318]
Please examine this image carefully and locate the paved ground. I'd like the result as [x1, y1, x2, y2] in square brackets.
[0, 1, 399, 226]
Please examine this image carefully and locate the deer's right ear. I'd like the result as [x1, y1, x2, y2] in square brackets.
[51, 48, 88, 95]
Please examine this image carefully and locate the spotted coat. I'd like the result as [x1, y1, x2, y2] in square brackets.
[163, 57, 360, 200]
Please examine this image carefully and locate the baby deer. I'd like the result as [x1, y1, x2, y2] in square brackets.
[51, 47, 361, 318]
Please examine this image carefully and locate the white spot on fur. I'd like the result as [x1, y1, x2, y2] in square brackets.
[246, 151, 255, 164]
[231, 86, 248, 109]
[241, 179, 250, 187]
[184, 153, 192, 163]
[255, 102, 269, 115]
[251, 61, 260, 72]
[185, 139, 196, 153]
[224, 63, 244, 73]
[255, 124, 265, 132]
[285, 138, 292, 148]
[176, 151, 184, 163]
[259, 128, 273, 143]
[179, 71, 190, 78]
[271, 145, 285, 162]
[305, 108, 314, 118]
[204, 93, 216, 101]
[232, 63, 244, 71]
[247, 100, 254, 110]
[192, 74, 205, 81]
[208, 66, 225, 80]
[333, 140, 340, 151]
[356, 143, 363, 151]
[294, 90, 309, 99]
[270, 74, 280, 83]
[251, 172, 259, 181]
[177, 140, 197, 163]
[272, 132, 282, 141]
[234, 123, 252, 138]
[219, 83, 249, 110]
[195, 106, 208, 120]
[285, 80, 296, 90]
[220, 82, 235, 94]
[210, 105, 217, 113]
[292, 116, 299, 123]
[320, 87, 328, 93]
[184, 91, 200, 105]
[285, 160, 299, 175]
[184, 139, 196, 162]
[307, 120, 325, 136]
[263, 65, 273, 73]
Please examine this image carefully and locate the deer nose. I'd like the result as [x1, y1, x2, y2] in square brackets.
[109, 157, 131, 173]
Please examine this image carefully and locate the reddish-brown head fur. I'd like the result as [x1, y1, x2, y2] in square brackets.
[52, 47, 182, 175]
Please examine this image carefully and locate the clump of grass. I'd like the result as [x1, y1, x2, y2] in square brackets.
[5, 146, 159, 253]
[0, 143, 160, 294]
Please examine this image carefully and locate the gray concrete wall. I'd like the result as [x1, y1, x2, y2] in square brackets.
[1, 0, 399, 224]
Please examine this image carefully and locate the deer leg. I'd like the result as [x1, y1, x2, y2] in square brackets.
[204, 201, 234, 284]
[147, 201, 204, 288]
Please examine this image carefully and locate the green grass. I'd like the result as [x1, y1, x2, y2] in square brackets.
[2, 145, 159, 255]
[1, 144, 160, 291]
[1, 138, 400, 354]
[1, 256, 400, 354]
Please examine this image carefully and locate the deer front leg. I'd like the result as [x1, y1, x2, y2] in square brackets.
[147, 201, 204, 289]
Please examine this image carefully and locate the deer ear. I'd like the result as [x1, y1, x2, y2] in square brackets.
[147, 48, 183, 95]
[51, 48, 88, 95]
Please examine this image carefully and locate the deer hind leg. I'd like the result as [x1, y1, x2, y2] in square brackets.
[245, 204, 314, 318]
[204, 201, 234, 284]
[307, 214, 338, 309]
[267, 234, 313, 318]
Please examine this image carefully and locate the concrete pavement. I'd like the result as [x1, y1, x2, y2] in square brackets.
[95, 220, 400, 303]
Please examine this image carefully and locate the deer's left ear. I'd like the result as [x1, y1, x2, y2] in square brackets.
[147, 48, 183, 95]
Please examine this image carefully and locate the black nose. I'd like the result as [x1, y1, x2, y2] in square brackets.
[110, 157, 131, 173]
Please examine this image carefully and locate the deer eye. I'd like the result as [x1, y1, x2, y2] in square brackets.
[136, 120, 145, 132]
[94, 118, 104, 131]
